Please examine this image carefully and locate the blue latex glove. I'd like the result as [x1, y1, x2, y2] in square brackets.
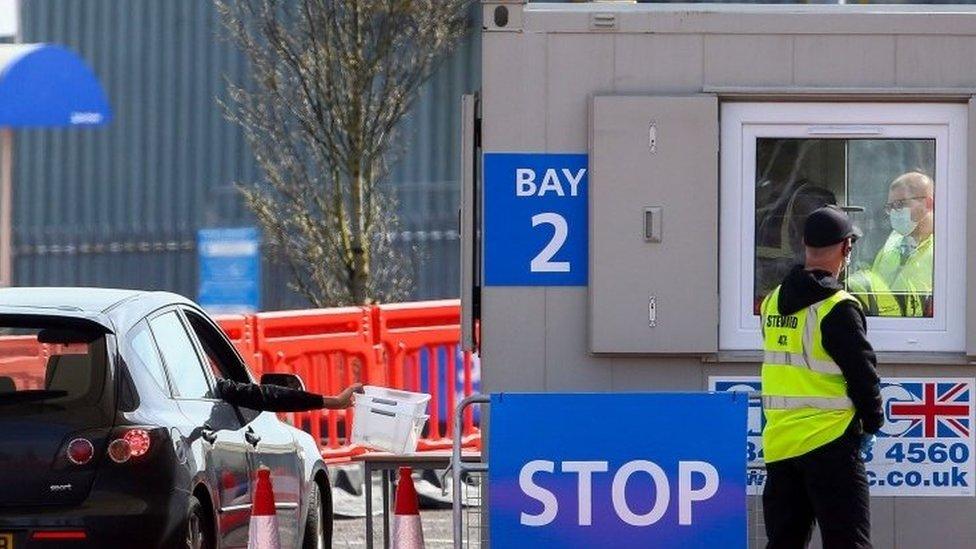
[859, 433, 876, 460]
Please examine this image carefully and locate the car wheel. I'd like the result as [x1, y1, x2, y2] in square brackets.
[186, 495, 213, 549]
[303, 482, 327, 549]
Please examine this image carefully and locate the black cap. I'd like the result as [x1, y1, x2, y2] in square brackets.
[803, 205, 862, 248]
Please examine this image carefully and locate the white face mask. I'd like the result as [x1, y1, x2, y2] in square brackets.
[889, 207, 918, 236]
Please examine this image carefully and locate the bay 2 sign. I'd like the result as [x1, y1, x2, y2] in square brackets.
[489, 393, 747, 548]
[484, 153, 588, 286]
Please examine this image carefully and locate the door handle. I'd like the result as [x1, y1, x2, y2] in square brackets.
[245, 428, 261, 447]
[200, 424, 217, 444]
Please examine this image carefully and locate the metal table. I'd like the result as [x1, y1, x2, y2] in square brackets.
[353, 450, 481, 549]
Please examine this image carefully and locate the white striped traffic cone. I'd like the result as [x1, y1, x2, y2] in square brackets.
[248, 466, 281, 549]
[392, 467, 425, 549]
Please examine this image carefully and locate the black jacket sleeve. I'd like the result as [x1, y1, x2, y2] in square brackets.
[820, 302, 884, 434]
[215, 378, 325, 412]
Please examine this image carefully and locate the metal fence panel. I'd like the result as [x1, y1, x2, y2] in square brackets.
[14, 0, 478, 307]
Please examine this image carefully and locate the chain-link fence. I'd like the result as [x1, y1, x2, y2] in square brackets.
[749, 484, 768, 548]
[458, 470, 487, 548]
[452, 395, 489, 548]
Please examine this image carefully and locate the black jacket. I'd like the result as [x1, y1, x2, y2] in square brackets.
[214, 378, 325, 412]
[773, 265, 884, 434]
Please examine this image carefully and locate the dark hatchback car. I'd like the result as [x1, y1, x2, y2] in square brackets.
[0, 288, 332, 548]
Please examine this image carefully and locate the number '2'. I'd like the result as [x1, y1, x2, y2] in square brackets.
[530, 212, 570, 273]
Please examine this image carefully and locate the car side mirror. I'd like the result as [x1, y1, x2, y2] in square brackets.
[259, 373, 306, 392]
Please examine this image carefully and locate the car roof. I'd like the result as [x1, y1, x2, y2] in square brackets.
[0, 287, 199, 333]
[0, 287, 145, 312]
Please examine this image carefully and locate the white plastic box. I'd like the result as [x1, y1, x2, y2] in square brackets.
[360, 385, 430, 416]
[350, 386, 431, 454]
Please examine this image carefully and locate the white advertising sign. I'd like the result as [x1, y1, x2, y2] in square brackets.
[709, 376, 975, 497]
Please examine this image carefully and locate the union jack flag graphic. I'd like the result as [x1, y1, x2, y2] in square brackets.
[887, 382, 972, 438]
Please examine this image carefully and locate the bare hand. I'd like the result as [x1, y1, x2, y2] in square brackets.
[333, 382, 364, 409]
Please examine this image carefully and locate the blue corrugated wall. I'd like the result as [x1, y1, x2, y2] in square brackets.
[13, 1, 479, 309]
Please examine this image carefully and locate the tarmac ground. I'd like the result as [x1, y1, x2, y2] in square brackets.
[333, 510, 454, 548]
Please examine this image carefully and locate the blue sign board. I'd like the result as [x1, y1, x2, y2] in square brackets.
[484, 153, 588, 286]
[198, 227, 260, 314]
[489, 393, 747, 548]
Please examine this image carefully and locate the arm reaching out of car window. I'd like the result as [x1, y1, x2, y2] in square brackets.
[215, 379, 363, 412]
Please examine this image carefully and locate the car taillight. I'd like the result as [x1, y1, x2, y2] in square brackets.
[66, 438, 94, 465]
[108, 428, 153, 463]
[124, 428, 152, 457]
[107, 438, 132, 463]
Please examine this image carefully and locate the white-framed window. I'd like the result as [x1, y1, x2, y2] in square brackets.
[720, 102, 967, 352]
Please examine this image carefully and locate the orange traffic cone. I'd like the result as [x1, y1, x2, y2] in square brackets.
[392, 467, 425, 548]
[248, 466, 281, 549]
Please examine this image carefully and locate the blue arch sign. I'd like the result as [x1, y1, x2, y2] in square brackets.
[0, 44, 111, 127]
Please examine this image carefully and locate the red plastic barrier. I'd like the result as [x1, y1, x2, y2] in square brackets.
[0, 337, 94, 391]
[214, 314, 261, 374]
[372, 300, 480, 451]
[211, 302, 482, 461]
[0, 336, 47, 390]
[251, 307, 379, 460]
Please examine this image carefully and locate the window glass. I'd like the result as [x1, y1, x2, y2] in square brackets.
[754, 138, 935, 318]
[0, 322, 107, 411]
[184, 311, 251, 383]
[127, 322, 170, 394]
[149, 312, 212, 398]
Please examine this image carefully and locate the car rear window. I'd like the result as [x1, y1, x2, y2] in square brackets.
[0, 320, 108, 410]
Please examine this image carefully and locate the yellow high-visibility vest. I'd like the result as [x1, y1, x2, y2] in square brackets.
[872, 232, 933, 317]
[760, 285, 857, 463]
[846, 268, 902, 317]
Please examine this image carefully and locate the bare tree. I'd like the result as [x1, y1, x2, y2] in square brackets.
[217, 0, 471, 306]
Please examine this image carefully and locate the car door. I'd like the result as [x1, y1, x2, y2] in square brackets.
[182, 308, 305, 549]
[147, 309, 254, 548]
[236, 408, 305, 548]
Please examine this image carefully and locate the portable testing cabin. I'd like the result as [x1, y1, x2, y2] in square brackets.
[460, 1, 976, 546]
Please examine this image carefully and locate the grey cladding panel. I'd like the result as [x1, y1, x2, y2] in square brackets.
[613, 34, 703, 94]
[546, 34, 614, 151]
[704, 35, 793, 87]
[897, 37, 976, 87]
[589, 95, 718, 354]
[970, 96, 976, 357]
[480, 287, 546, 392]
[794, 35, 896, 87]
[545, 288, 612, 391]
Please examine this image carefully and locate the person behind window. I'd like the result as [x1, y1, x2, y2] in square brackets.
[215, 378, 363, 412]
[871, 171, 934, 317]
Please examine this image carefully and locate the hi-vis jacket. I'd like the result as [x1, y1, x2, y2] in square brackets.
[872, 232, 933, 317]
[846, 268, 902, 317]
[761, 287, 857, 462]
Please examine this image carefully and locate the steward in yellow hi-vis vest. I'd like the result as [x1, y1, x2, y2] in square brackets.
[761, 286, 858, 461]
[761, 206, 883, 549]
